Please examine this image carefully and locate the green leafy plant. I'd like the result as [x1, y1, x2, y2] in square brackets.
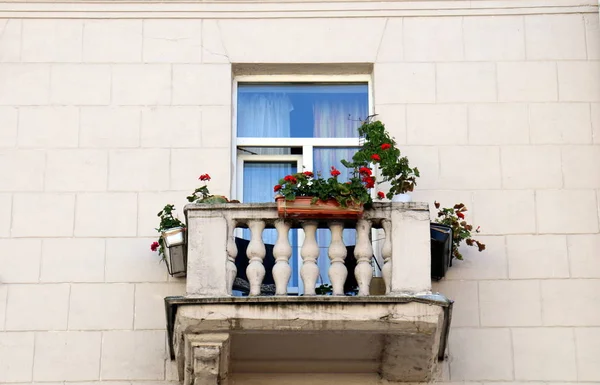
[152, 204, 185, 260]
[274, 167, 373, 207]
[342, 119, 419, 199]
[186, 173, 236, 204]
[434, 202, 485, 260]
[315, 284, 333, 295]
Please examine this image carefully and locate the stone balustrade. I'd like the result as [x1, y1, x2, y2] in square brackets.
[184, 202, 432, 297]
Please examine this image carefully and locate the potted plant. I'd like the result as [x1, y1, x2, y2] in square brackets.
[342, 119, 419, 202]
[153, 204, 187, 277]
[274, 167, 374, 219]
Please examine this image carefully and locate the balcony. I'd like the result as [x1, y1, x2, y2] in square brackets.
[166, 202, 452, 384]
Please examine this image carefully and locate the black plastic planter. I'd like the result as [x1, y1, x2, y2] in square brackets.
[430, 223, 453, 281]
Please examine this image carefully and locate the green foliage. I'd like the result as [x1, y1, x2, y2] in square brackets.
[433, 202, 485, 260]
[342, 120, 420, 199]
[315, 284, 333, 295]
[154, 204, 185, 260]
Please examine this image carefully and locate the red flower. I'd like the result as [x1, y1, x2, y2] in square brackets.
[457, 212, 465, 219]
[377, 191, 385, 199]
[330, 166, 341, 177]
[150, 241, 159, 252]
[359, 166, 372, 176]
[283, 175, 297, 184]
[303, 171, 314, 177]
[199, 174, 211, 181]
[371, 154, 381, 162]
[381, 143, 391, 150]
[274, 184, 282, 192]
[363, 176, 375, 189]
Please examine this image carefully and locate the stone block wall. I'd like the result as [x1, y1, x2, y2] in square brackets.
[0, 2, 599, 384]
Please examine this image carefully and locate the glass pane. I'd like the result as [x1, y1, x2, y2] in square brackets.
[237, 83, 368, 138]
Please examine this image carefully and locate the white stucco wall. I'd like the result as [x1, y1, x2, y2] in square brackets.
[0, 0, 599, 384]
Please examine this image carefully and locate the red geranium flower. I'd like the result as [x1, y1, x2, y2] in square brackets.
[457, 212, 465, 219]
[283, 175, 297, 184]
[371, 154, 381, 162]
[359, 166, 372, 176]
[363, 176, 375, 189]
[381, 143, 391, 150]
[330, 166, 341, 177]
[150, 241, 159, 252]
[303, 171, 314, 177]
[274, 184, 282, 192]
[377, 191, 385, 199]
[199, 174, 211, 181]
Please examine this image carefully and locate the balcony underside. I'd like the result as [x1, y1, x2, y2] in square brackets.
[167, 295, 452, 384]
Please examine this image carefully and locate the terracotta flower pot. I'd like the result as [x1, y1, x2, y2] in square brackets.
[276, 196, 363, 219]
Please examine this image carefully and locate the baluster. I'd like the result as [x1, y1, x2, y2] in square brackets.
[354, 219, 373, 296]
[300, 221, 319, 296]
[328, 222, 347, 296]
[381, 219, 392, 295]
[272, 219, 292, 295]
[225, 219, 238, 295]
[246, 220, 266, 296]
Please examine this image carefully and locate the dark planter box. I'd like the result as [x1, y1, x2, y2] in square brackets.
[430, 223, 453, 281]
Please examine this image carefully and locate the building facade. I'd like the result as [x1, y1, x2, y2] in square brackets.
[0, 0, 599, 384]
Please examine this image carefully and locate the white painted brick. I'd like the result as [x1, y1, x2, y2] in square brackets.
[0, 19, 21, 62]
[0, 285, 5, 329]
[501, 146, 562, 189]
[40, 238, 105, 283]
[109, 149, 169, 191]
[525, 14, 586, 60]
[593, 103, 600, 144]
[75, 193, 137, 237]
[412, 190, 473, 222]
[0, 150, 44, 191]
[83, 20, 142, 63]
[33, 331, 101, 381]
[172, 64, 231, 106]
[5, 284, 69, 330]
[374, 63, 435, 104]
[558, 61, 600, 102]
[138, 191, 188, 237]
[143, 20, 202, 63]
[585, 14, 600, 60]
[463, 16, 525, 60]
[22, 20, 82, 62]
[112, 65, 171, 106]
[575, 328, 600, 381]
[80, 107, 140, 148]
[376, 18, 403, 62]
[438, 147, 501, 190]
[568, 234, 600, 278]
[497, 62, 557, 102]
[406, 104, 467, 145]
[473, 190, 535, 234]
[69, 284, 134, 330]
[530, 103, 592, 144]
[50, 65, 111, 105]
[536, 190, 599, 233]
[105, 238, 168, 283]
[101, 330, 165, 380]
[0, 239, 41, 283]
[562, 145, 600, 188]
[403, 17, 463, 61]
[431, 280, 478, 327]
[0, 193, 10, 237]
[201, 105, 232, 148]
[449, 328, 512, 380]
[507, 235, 569, 279]
[0, 64, 50, 105]
[542, 279, 600, 326]
[141, 107, 202, 147]
[0, 332, 34, 382]
[479, 280, 541, 326]
[436, 63, 496, 103]
[513, 328, 576, 380]
[170, 148, 231, 193]
[134, 283, 185, 329]
[387, 146, 438, 190]
[12, 193, 75, 237]
[18, 106, 79, 148]
[201, 20, 229, 64]
[45, 150, 108, 192]
[0, 106, 17, 147]
[471, 104, 532, 146]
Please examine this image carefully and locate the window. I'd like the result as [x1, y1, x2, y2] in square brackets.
[233, 76, 372, 294]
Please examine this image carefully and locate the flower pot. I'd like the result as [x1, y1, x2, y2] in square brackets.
[161, 227, 187, 278]
[276, 196, 363, 219]
[391, 193, 412, 203]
